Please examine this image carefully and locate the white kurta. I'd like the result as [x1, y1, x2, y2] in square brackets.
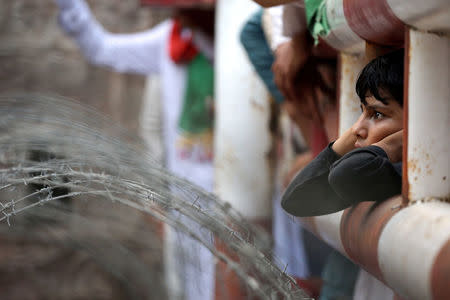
[57, 0, 214, 192]
[57, 1, 215, 300]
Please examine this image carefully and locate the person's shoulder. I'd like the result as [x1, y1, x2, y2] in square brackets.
[138, 19, 173, 37]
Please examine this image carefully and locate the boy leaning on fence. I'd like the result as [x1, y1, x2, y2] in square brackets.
[282, 49, 404, 217]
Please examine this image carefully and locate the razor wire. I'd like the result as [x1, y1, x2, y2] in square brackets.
[0, 94, 311, 299]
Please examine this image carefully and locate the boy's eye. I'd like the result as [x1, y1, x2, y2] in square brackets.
[374, 111, 384, 120]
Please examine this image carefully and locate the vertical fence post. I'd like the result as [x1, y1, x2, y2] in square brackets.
[337, 53, 366, 135]
[215, 0, 273, 222]
[404, 28, 450, 203]
[215, 0, 273, 298]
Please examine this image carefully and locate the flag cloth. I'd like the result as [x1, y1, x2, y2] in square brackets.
[169, 20, 214, 161]
[305, 0, 330, 45]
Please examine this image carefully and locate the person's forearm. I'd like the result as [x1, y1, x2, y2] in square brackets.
[291, 31, 311, 56]
[281, 144, 343, 216]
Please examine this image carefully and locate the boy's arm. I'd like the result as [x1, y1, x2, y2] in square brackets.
[281, 144, 348, 217]
[328, 146, 402, 203]
[56, 0, 167, 75]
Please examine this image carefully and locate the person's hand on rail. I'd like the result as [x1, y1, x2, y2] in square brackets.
[272, 32, 311, 101]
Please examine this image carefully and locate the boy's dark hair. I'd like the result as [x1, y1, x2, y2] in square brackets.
[356, 49, 404, 106]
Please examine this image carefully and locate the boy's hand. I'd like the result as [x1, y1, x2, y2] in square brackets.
[331, 127, 357, 156]
[373, 130, 403, 162]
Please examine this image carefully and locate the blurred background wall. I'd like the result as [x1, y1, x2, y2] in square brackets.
[0, 0, 169, 133]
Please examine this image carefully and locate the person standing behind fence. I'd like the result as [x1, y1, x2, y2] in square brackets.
[240, 4, 339, 298]
[55, 0, 216, 299]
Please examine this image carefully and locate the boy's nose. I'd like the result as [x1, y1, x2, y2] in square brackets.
[352, 116, 368, 140]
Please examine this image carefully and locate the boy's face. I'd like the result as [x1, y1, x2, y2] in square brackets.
[352, 92, 403, 148]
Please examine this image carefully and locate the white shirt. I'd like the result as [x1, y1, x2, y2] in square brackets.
[57, 0, 214, 191]
[265, 1, 307, 51]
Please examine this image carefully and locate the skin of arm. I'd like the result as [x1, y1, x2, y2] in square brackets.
[272, 32, 311, 101]
[271, 5, 336, 102]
